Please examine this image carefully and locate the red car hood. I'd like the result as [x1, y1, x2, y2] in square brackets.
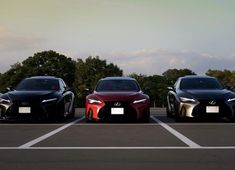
[92, 91, 144, 101]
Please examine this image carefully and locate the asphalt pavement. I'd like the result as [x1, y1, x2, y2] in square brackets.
[0, 108, 235, 170]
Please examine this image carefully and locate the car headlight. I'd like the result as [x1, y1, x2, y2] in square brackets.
[0, 97, 11, 104]
[88, 98, 102, 104]
[180, 97, 197, 103]
[42, 98, 58, 103]
[227, 98, 235, 102]
[133, 98, 147, 104]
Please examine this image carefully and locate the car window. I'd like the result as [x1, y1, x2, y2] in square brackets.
[59, 79, 66, 91]
[96, 80, 140, 92]
[15, 79, 59, 91]
[174, 79, 180, 89]
[180, 78, 223, 90]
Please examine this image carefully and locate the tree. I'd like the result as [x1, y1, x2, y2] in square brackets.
[206, 69, 235, 89]
[162, 68, 196, 85]
[0, 50, 76, 91]
[129, 73, 168, 107]
[74, 56, 123, 106]
[21, 50, 76, 86]
[0, 63, 23, 91]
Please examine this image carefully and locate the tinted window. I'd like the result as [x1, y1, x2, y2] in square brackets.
[15, 79, 59, 91]
[59, 79, 66, 91]
[180, 78, 223, 90]
[96, 80, 140, 92]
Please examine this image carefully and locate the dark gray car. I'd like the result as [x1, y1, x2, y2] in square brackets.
[166, 75, 235, 121]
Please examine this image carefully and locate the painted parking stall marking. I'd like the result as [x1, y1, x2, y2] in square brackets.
[2, 146, 235, 150]
[18, 116, 85, 149]
[0, 113, 235, 150]
[151, 116, 201, 148]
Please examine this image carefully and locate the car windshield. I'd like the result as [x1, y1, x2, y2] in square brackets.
[180, 78, 224, 90]
[96, 80, 140, 92]
[15, 78, 59, 91]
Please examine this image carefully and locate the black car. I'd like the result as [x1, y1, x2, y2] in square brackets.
[0, 76, 75, 121]
[166, 75, 235, 121]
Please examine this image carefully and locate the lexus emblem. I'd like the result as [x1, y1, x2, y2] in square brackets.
[209, 100, 216, 105]
[21, 102, 29, 106]
[114, 102, 121, 107]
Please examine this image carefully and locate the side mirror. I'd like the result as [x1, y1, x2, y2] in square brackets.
[84, 88, 93, 93]
[6, 87, 12, 92]
[167, 86, 174, 91]
[65, 86, 71, 91]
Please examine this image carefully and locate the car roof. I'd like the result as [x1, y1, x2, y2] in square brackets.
[26, 76, 60, 80]
[101, 77, 136, 81]
[181, 75, 215, 79]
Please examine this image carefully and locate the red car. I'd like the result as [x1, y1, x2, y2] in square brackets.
[85, 77, 150, 122]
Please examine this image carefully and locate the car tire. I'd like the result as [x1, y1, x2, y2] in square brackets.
[166, 103, 173, 118]
[172, 101, 181, 122]
[68, 103, 75, 119]
[175, 111, 187, 122]
[175, 114, 182, 122]
[142, 109, 150, 123]
[56, 100, 66, 122]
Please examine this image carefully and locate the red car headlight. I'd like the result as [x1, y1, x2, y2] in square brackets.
[88, 98, 102, 104]
[133, 98, 147, 104]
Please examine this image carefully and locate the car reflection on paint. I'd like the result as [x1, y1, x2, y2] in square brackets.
[85, 77, 150, 122]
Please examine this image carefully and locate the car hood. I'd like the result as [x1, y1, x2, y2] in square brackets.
[183, 89, 231, 100]
[5, 90, 58, 101]
[91, 91, 146, 101]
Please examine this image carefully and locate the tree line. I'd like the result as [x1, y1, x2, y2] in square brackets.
[0, 50, 234, 107]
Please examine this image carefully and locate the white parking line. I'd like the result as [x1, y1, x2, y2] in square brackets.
[72, 123, 160, 126]
[151, 116, 201, 148]
[18, 116, 85, 149]
[2, 146, 235, 150]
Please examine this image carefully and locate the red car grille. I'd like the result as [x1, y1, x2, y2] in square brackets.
[98, 101, 137, 121]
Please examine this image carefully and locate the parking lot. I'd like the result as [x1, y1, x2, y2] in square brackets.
[0, 108, 235, 170]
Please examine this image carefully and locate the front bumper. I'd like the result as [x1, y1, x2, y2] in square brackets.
[0, 100, 59, 120]
[86, 101, 149, 121]
[178, 100, 235, 119]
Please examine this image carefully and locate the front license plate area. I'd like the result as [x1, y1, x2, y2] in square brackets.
[111, 108, 124, 115]
[206, 106, 219, 113]
[19, 107, 31, 114]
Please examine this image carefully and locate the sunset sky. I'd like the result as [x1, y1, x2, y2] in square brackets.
[0, 0, 235, 75]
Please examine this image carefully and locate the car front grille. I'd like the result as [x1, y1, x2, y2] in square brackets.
[192, 99, 232, 118]
[98, 101, 137, 121]
[5, 100, 45, 118]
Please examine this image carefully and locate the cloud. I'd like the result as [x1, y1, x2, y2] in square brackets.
[1, 33, 235, 77]
[106, 48, 235, 75]
[0, 29, 46, 73]
[0, 33, 45, 52]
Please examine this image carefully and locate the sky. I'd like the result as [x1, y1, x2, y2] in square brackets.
[0, 0, 235, 75]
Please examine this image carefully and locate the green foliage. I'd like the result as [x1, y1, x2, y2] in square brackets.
[162, 68, 196, 85]
[129, 73, 167, 107]
[73, 56, 123, 107]
[206, 69, 235, 90]
[21, 50, 76, 86]
[0, 50, 76, 91]
[0, 63, 23, 91]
